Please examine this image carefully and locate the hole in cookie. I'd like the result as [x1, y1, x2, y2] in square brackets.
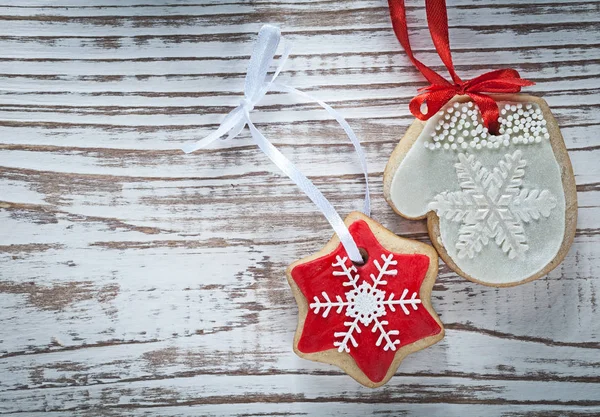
[488, 123, 500, 136]
[353, 248, 369, 266]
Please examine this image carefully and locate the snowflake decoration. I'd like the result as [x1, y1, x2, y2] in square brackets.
[429, 150, 557, 259]
[309, 254, 421, 353]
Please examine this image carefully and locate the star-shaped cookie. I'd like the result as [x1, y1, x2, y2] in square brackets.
[286, 211, 444, 387]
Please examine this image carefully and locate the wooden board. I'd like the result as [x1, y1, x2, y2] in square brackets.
[0, 0, 599, 415]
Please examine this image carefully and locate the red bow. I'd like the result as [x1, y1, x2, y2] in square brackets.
[388, 0, 535, 134]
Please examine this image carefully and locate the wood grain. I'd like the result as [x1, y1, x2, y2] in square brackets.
[1, 0, 599, 415]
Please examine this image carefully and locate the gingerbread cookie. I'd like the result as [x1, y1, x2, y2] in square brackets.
[286, 211, 444, 388]
[384, 95, 577, 287]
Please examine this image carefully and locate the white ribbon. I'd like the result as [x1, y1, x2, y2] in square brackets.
[182, 25, 370, 264]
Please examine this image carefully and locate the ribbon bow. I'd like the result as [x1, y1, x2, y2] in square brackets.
[182, 25, 289, 153]
[388, 0, 535, 133]
[182, 25, 370, 264]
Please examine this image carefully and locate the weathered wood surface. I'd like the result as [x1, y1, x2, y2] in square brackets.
[0, 0, 599, 415]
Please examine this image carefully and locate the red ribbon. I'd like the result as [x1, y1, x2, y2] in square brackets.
[388, 0, 535, 133]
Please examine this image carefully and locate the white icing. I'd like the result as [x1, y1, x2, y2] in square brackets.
[389, 101, 566, 285]
[309, 254, 420, 352]
[428, 150, 558, 260]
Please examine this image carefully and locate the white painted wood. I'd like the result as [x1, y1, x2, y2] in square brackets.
[0, 0, 599, 415]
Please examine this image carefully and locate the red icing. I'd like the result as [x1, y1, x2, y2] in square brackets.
[291, 220, 442, 383]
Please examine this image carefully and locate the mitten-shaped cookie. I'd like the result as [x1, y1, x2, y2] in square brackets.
[384, 96, 576, 286]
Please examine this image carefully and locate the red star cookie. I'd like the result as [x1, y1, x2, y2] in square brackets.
[286, 211, 444, 387]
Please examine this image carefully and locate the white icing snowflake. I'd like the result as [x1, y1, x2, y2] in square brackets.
[309, 254, 421, 353]
[429, 150, 557, 259]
